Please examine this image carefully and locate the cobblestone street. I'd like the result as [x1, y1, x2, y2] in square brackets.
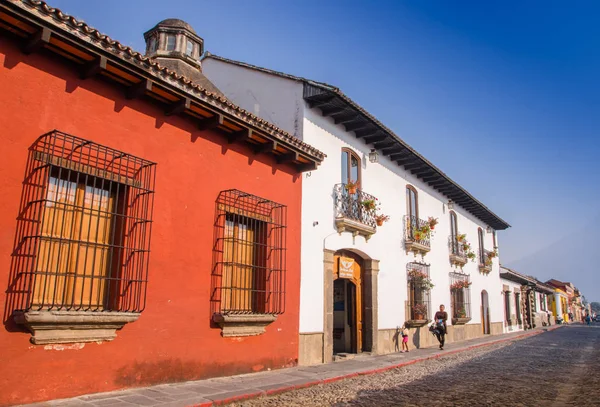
[234, 325, 600, 407]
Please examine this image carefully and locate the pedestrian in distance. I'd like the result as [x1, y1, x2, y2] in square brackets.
[585, 314, 591, 326]
[400, 324, 409, 353]
[432, 304, 448, 350]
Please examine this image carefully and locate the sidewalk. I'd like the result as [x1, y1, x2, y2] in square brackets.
[24, 325, 562, 407]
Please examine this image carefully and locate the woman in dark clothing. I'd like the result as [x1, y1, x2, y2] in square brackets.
[433, 304, 448, 350]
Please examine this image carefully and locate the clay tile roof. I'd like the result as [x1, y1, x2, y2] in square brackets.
[15, 0, 325, 162]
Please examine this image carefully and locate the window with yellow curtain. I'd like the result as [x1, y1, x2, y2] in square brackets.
[33, 176, 115, 310]
[221, 216, 266, 314]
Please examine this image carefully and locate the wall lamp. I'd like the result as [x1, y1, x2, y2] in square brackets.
[368, 149, 379, 163]
[447, 200, 454, 210]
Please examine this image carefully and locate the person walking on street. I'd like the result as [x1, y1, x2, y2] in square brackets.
[433, 304, 448, 350]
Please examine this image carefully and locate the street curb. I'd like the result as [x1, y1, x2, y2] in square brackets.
[189, 325, 563, 406]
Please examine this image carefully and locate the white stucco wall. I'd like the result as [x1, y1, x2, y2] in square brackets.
[300, 107, 504, 333]
[202, 58, 305, 139]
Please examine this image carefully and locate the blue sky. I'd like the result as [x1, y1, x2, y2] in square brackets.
[48, 1, 600, 301]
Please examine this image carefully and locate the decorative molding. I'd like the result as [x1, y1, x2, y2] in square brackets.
[405, 319, 429, 328]
[13, 310, 140, 345]
[405, 240, 431, 255]
[335, 217, 376, 241]
[212, 313, 277, 337]
[449, 253, 467, 267]
[452, 317, 472, 325]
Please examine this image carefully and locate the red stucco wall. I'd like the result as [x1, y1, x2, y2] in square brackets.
[0, 40, 302, 405]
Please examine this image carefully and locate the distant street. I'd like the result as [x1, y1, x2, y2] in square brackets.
[235, 325, 600, 406]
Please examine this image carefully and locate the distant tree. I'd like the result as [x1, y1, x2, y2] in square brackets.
[591, 302, 600, 313]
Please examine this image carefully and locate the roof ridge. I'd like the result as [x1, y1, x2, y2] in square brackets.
[20, 0, 324, 160]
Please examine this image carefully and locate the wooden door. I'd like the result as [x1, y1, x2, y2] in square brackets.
[34, 177, 114, 309]
[334, 254, 363, 353]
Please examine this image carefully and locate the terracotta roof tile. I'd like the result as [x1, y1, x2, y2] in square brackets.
[15, 0, 325, 162]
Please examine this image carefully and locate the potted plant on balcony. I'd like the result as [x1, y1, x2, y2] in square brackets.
[407, 268, 435, 290]
[412, 303, 428, 320]
[456, 233, 466, 243]
[375, 213, 390, 227]
[450, 280, 471, 291]
[428, 216, 439, 230]
[345, 179, 359, 194]
[456, 307, 467, 318]
[361, 199, 376, 211]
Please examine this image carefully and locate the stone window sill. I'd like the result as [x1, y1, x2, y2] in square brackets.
[213, 313, 277, 337]
[405, 319, 430, 328]
[452, 317, 472, 325]
[13, 310, 140, 345]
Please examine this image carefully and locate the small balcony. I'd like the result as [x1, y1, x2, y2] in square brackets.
[333, 183, 377, 241]
[448, 236, 467, 267]
[479, 249, 493, 274]
[404, 215, 431, 255]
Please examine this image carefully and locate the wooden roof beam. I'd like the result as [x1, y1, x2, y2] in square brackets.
[165, 97, 190, 116]
[345, 120, 369, 132]
[80, 55, 107, 79]
[254, 140, 277, 155]
[22, 27, 51, 54]
[354, 127, 379, 139]
[373, 141, 394, 150]
[387, 150, 410, 159]
[228, 128, 251, 144]
[334, 113, 359, 125]
[320, 104, 345, 116]
[276, 151, 299, 164]
[364, 133, 387, 144]
[404, 161, 425, 171]
[198, 113, 223, 130]
[126, 79, 152, 99]
[307, 95, 335, 109]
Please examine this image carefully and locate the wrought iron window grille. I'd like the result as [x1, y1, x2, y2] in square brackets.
[406, 262, 432, 322]
[7, 130, 156, 317]
[211, 189, 287, 316]
[449, 272, 471, 320]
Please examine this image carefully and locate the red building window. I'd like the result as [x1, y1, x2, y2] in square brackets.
[211, 190, 287, 316]
[8, 131, 156, 314]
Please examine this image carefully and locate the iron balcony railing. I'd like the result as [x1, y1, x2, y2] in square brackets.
[404, 215, 431, 248]
[449, 235, 467, 259]
[333, 183, 377, 228]
[479, 249, 493, 267]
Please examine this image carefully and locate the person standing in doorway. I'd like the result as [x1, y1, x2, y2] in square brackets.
[434, 304, 448, 350]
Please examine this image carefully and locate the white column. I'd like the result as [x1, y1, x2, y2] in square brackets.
[554, 293, 562, 316]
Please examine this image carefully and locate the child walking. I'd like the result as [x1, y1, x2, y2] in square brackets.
[401, 324, 409, 352]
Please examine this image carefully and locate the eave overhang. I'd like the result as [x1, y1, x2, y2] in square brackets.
[303, 84, 510, 230]
[0, 0, 324, 172]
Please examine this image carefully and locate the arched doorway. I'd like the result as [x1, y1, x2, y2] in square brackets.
[333, 251, 363, 355]
[481, 290, 490, 334]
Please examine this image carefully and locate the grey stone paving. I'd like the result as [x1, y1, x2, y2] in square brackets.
[20, 326, 557, 407]
[234, 324, 599, 407]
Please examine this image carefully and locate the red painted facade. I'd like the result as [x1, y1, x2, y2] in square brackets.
[0, 38, 302, 405]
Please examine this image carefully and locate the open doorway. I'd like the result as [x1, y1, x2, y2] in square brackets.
[481, 290, 490, 334]
[332, 252, 364, 355]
